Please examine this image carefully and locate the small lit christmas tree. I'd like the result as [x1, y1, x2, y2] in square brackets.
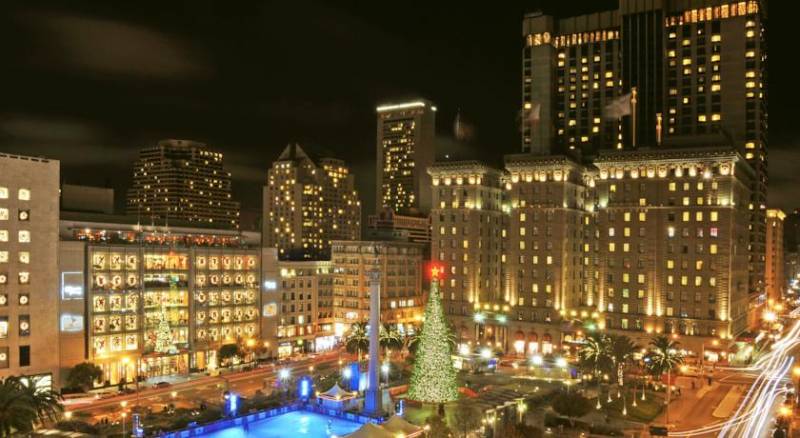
[154, 304, 174, 354]
[154, 275, 177, 354]
[408, 265, 459, 407]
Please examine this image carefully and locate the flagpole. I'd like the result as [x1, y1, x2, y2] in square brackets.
[656, 112, 662, 146]
[630, 87, 638, 148]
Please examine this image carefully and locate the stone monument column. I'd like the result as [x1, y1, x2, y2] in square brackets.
[363, 267, 383, 416]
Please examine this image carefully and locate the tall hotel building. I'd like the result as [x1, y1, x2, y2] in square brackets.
[0, 153, 61, 386]
[126, 139, 241, 229]
[376, 100, 436, 216]
[521, 1, 767, 300]
[263, 144, 361, 261]
[432, 147, 754, 356]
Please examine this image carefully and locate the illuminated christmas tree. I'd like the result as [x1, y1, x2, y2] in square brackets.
[154, 304, 174, 354]
[154, 275, 177, 354]
[408, 266, 458, 406]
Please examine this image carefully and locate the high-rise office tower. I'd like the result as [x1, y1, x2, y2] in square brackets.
[263, 144, 361, 260]
[376, 100, 437, 216]
[521, 0, 767, 300]
[0, 152, 60, 387]
[765, 209, 785, 302]
[126, 139, 241, 229]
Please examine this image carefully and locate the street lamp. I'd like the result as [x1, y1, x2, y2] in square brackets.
[121, 412, 128, 437]
[381, 362, 390, 388]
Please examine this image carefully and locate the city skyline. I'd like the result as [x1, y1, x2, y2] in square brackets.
[4, 2, 800, 437]
[1, 0, 797, 224]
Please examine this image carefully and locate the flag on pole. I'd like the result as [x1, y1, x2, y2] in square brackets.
[604, 92, 632, 119]
[527, 102, 541, 124]
[453, 110, 475, 141]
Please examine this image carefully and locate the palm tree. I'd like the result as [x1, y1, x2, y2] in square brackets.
[609, 335, 638, 387]
[18, 376, 62, 424]
[378, 324, 403, 357]
[578, 332, 612, 380]
[345, 322, 369, 361]
[0, 376, 62, 436]
[645, 335, 684, 425]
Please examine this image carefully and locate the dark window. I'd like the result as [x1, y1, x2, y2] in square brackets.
[19, 346, 30, 367]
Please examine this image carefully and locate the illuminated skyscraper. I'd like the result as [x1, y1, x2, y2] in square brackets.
[521, 0, 767, 301]
[376, 100, 436, 216]
[263, 144, 360, 260]
[126, 139, 240, 229]
[765, 209, 785, 302]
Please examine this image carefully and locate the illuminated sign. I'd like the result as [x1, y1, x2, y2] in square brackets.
[61, 272, 84, 300]
[60, 314, 84, 332]
[264, 280, 277, 290]
[263, 302, 277, 317]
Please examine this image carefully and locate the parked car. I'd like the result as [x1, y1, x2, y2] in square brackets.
[153, 381, 171, 389]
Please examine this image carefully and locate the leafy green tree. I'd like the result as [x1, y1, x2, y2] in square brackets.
[609, 335, 638, 387]
[66, 362, 102, 391]
[0, 376, 63, 436]
[551, 391, 592, 427]
[345, 322, 369, 361]
[219, 343, 242, 366]
[450, 398, 482, 438]
[496, 423, 543, 438]
[425, 414, 452, 438]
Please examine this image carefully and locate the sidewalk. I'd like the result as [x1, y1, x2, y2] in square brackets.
[652, 376, 718, 427]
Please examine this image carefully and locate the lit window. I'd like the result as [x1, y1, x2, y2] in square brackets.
[710, 244, 718, 254]
[710, 211, 719, 222]
[18, 252, 29, 264]
[18, 271, 29, 284]
[18, 230, 30, 243]
[18, 210, 29, 221]
[0, 251, 7, 264]
[667, 260, 674, 269]
[0, 208, 7, 221]
[18, 189, 30, 201]
[0, 187, 7, 199]
[0, 230, 7, 242]
[609, 243, 616, 252]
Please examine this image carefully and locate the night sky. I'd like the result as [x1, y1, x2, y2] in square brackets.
[0, 1, 795, 229]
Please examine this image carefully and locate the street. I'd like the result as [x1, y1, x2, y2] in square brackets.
[68, 351, 344, 422]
